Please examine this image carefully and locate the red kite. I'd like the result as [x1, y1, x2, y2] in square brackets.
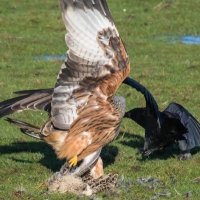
[0, 0, 130, 178]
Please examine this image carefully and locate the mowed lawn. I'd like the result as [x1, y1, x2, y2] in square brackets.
[0, 0, 200, 199]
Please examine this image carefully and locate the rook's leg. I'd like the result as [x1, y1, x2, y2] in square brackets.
[178, 140, 191, 160]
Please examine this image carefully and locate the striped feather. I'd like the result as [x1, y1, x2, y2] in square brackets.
[0, 89, 53, 118]
[51, 0, 129, 131]
[0, 0, 130, 176]
[5, 118, 41, 139]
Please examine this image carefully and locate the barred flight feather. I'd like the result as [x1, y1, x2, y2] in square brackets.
[0, 0, 130, 177]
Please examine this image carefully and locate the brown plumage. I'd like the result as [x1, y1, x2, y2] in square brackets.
[0, 0, 130, 178]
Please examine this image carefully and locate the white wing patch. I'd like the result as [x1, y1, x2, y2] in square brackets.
[50, 0, 119, 131]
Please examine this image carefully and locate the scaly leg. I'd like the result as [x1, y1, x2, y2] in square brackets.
[69, 155, 78, 167]
[178, 140, 191, 160]
[142, 147, 160, 156]
[178, 150, 191, 161]
[136, 137, 150, 155]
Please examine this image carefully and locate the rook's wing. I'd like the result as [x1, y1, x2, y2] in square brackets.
[123, 77, 160, 129]
[164, 102, 200, 148]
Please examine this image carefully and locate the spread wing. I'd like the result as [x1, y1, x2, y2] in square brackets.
[0, 0, 129, 130]
[164, 102, 200, 149]
[51, 0, 130, 130]
[123, 77, 161, 130]
[0, 89, 53, 118]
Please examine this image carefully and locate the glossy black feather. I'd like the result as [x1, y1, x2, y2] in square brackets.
[164, 102, 200, 149]
[123, 77, 200, 152]
[123, 77, 160, 124]
[123, 77, 161, 141]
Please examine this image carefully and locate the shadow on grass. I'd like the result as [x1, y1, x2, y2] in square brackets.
[0, 141, 119, 172]
[121, 132, 200, 161]
[1, 131, 199, 172]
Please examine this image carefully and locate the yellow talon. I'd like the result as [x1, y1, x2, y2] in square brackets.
[69, 155, 78, 167]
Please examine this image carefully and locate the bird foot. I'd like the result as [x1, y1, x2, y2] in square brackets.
[142, 149, 154, 156]
[178, 153, 191, 161]
[136, 147, 160, 156]
[69, 155, 78, 167]
[136, 148, 145, 155]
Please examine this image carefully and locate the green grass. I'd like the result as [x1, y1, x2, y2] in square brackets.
[1, 0, 200, 199]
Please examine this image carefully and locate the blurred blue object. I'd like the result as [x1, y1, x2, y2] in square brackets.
[151, 35, 200, 44]
[34, 55, 66, 60]
[180, 36, 200, 44]
[34, 36, 200, 61]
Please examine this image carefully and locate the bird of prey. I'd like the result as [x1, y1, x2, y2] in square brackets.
[0, 0, 130, 178]
[123, 77, 200, 160]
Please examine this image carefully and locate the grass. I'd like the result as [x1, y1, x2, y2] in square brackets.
[0, 0, 200, 199]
